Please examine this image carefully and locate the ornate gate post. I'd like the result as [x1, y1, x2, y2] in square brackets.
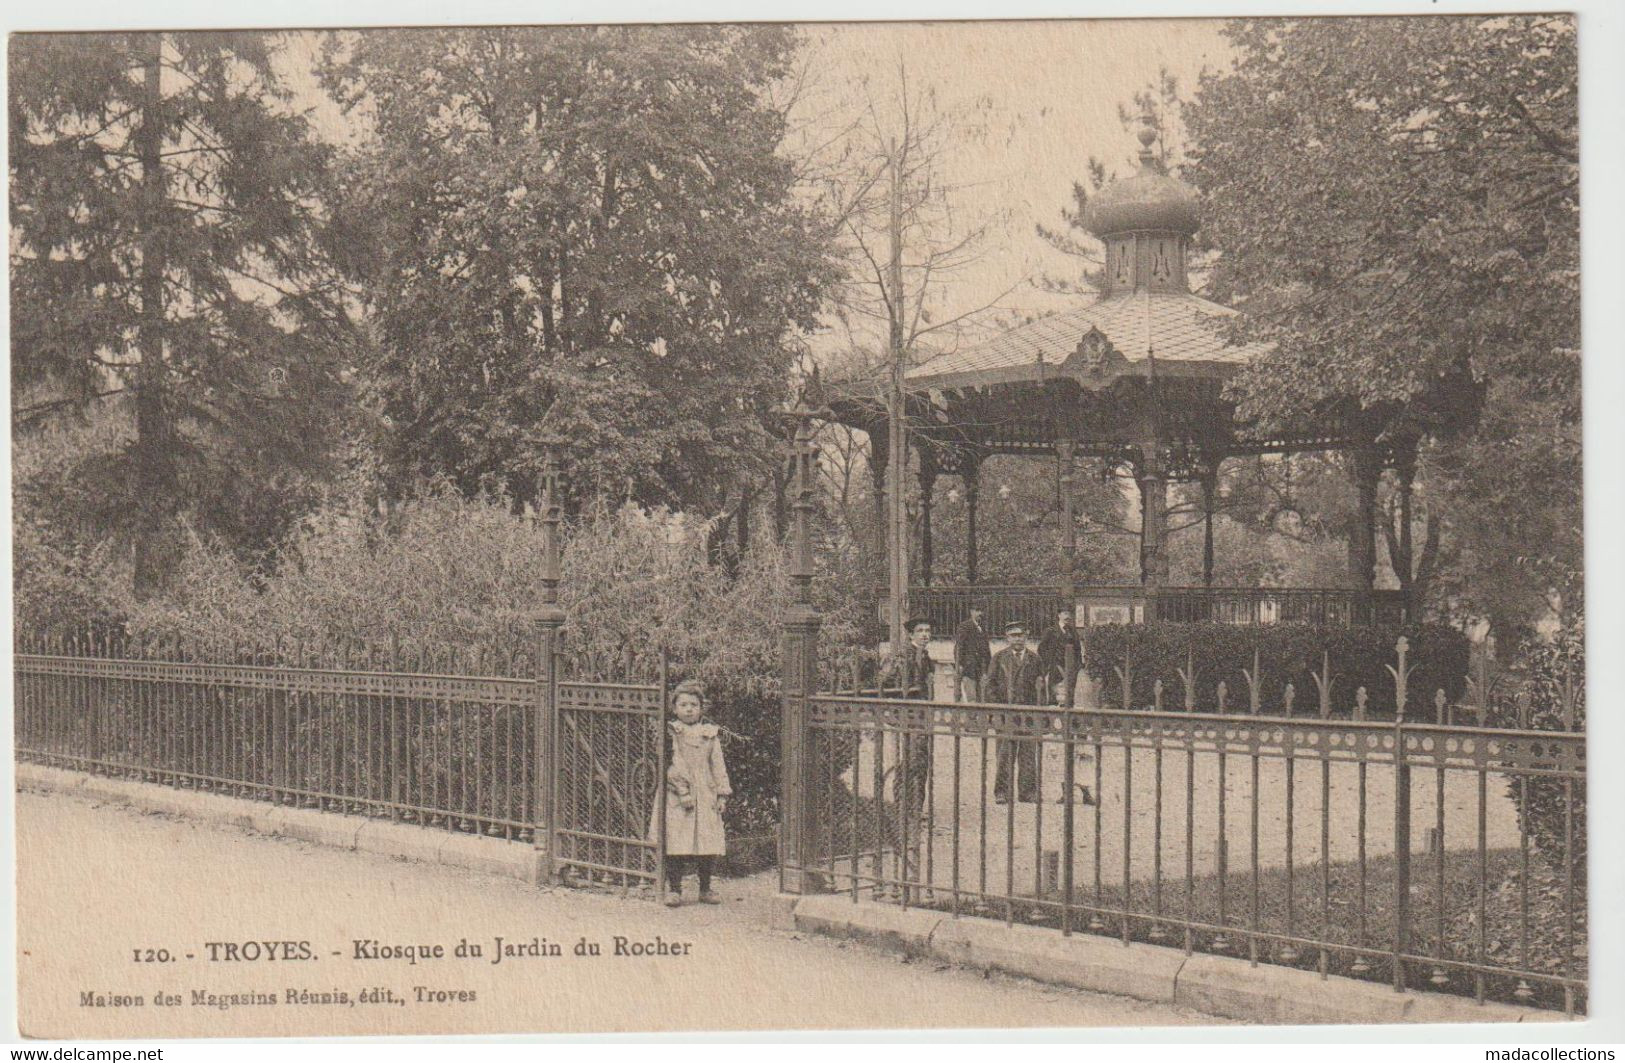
[533, 449, 566, 885]
[781, 405, 824, 895]
[1389, 635, 1415, 990]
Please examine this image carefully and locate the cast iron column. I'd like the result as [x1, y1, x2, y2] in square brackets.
[1201, 464, 1220, 588]
[1136, 443, 1170, 588]
[918, 448, 938, 586]
[1349, 447, 1381, 593]
[869, 429, 889, 593]
[781, 405, 825, 894]
[533, 448, 565, 884]
[1393, 444, 1418, 618]
[1058, 441, 1077, 608]
[963, 453, 981, 585]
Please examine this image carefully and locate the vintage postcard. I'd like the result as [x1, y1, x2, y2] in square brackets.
[8, 11, 1593, 1039]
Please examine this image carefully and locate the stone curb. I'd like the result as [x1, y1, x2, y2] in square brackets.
[932, 916, 1184, 1004]
[18, 763, 538, 883]
[792, 893, 942, 955]
[785, 894, 1570, 1027]
[1173, 951, 1408, 1025]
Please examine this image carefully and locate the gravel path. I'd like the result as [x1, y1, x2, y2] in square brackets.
[16, 788, 1229, 1038]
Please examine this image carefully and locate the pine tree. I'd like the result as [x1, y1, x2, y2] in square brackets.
[10, 32, 351, 596]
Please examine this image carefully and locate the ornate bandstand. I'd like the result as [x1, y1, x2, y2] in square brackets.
[818, 118, 1411, 635]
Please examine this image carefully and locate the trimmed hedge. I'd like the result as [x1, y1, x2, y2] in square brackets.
[1080, 622, 1470, 720]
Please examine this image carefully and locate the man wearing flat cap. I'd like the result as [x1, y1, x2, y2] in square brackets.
[879, 615, 935, 814]
[989, 621, 1042, 803]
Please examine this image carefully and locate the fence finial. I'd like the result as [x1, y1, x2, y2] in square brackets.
[1386, 635, 1415, 722]
[786, 400, 822, 610]
[1243, 646, 1262, 715]
[1311, 650, 1334, 719]
[1177, 645, 1197, 712]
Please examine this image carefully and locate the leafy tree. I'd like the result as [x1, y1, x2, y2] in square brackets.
[927, 456, 1136, 587]
[320, 26, 835, 518]
[10, 32, 351, 596]
[1182, 16, 1579, 630]
[1423, 375, 1582, 635]
[117, 489, 867, 840]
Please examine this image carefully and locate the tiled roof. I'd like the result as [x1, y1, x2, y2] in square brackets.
[907, 290, 1271, 392]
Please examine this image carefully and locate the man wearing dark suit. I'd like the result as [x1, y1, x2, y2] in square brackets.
[1037, 608, 1084, 707]
[953, 605, 991, 702]
[879, 616, 935, 814]
[989, 621, 1043, 803]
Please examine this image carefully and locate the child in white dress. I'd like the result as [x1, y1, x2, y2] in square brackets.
[654, 679, 731, 906]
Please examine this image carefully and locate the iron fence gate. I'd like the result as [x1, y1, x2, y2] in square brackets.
[548, 678, 668, 890]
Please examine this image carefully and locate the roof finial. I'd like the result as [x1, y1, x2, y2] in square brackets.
[1136, 100, 1159, 168]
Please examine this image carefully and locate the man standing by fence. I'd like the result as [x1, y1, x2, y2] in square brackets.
[1037, 607, 1083, 707]
[880, 616, 935, 814]
[990, 621, 1042, 803]
[953, 604, 991, 702]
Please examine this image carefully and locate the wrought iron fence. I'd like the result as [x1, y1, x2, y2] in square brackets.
[879, 585, 1061, 638]
[783, 643, 1586, 1015]
[14, 632, 676, 891]
[14, 631, 542, 838]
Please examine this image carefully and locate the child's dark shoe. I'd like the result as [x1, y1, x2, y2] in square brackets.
[697, 890, 721, 905]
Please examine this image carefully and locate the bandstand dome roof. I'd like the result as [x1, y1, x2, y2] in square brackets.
[1082, 167, 1201, 237]
[1083, 123, 1201, 237]
[903, 118, 1264, 395]
[905, 289, 1271, 393]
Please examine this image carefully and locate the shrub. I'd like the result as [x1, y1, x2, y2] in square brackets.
[12, 412, 134, 636]
[1080, 621, 1471, 719]
[1490, 620, 1585, 883]
[78, 490, 865, 855]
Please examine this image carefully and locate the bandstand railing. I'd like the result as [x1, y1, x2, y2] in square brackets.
[883, 585, 1409, 636]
